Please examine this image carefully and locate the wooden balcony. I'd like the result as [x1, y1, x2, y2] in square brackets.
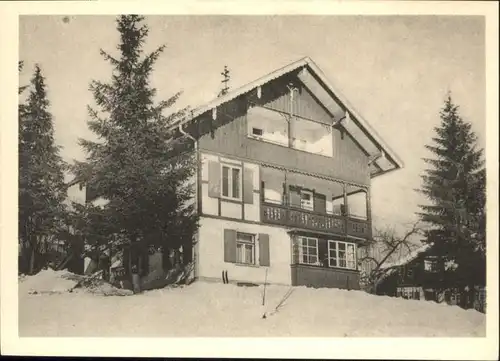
[291, 264, 360, 290]
[261, 203, 371, 239]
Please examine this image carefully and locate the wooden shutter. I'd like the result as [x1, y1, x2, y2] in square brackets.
[223, 229, 237, 263]
[243, 167, 254, 204]
[314, 192, 327, 213]
[289, 185, 301, 207]
[208, 160, 221, 198]
[259, 233, 270, 267]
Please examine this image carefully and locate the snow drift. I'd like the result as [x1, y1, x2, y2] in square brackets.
[19, 269, 133, 296]
[19, 274, 485, 337]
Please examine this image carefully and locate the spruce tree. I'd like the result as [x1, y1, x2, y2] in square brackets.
[418, 94, 485, 306]
[73, 15, 198, 277]
[19, 64, 67, 274]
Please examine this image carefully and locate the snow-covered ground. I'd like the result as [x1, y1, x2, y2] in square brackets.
[18, 271, 485, 337]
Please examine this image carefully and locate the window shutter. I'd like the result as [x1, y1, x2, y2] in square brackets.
[259, 233, 270, 267]
[208, 160, 221, 198]
[314, 192, 327, 213]
[223, 229, 237, 263]
[243, 167, 254, 204]
[289, 185, 301, 207]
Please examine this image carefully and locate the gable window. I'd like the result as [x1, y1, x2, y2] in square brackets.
[236, 232, 255, 265]
[328, 240, 356, 270]
[221, 164, 242, 200]
[247, 106, 289, 147]
[290, 116, 333, 157]
[297, 236, 318, 265]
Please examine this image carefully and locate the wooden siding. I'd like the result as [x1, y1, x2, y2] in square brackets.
[291, 264, 360, 290]
[197, 76, 370, 185]
[264, 83, 341, 125]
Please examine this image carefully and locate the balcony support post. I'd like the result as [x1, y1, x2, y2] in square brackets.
[366, 187, 372, 239]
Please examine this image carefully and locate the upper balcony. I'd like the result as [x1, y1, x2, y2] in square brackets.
[259, 165, 372, 240]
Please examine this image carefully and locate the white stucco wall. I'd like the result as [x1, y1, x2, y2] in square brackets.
[197, 217, 292, 285]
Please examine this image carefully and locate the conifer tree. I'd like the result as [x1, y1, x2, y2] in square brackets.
[418, 94, 485, 306]
[73, 15, 198, 276]
[19, 64, 67, 274]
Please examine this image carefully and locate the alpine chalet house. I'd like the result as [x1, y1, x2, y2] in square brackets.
[172, 57, 403, 290]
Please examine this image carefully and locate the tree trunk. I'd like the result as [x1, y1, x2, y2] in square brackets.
[162, 247, 172, 271]
[29, 245, 36, 275]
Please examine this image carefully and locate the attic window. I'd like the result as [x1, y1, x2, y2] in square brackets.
[247, 106, 288, 147]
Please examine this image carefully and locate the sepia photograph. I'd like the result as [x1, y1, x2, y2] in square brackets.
[1, 1, 498, 359]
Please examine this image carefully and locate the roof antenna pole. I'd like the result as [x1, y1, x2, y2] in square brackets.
[218, 65, 230, 97]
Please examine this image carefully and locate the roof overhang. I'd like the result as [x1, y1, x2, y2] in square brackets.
[296, 62, 404, 177]
[170, 57, 404, 178]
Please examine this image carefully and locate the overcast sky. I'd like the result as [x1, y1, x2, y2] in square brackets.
[19, 15, 486, 232]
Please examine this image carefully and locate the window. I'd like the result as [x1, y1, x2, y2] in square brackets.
[252, 127, 263, 136]
[397, 287, 420, 300]
[247, 106, 334, 157]
[328, 240, 356, 270]
[424, 259, 437, 272]
[221, 164, 242, 200]
[297, 236, 318, 265]
[290, 116, 333, 157]
[300, 189, 314, 210]
[236, 233, 255, 265]
[247, 106, 289, 147]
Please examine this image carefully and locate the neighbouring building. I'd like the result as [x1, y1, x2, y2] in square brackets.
[66, 57, 404, 291]
[376, 243, 486, 313]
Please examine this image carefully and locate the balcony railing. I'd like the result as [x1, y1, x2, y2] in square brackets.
[261, 203, 371, 239]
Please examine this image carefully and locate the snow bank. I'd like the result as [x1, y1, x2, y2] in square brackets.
[18, 269, 133, 296]
[19, 281, 485, 337]
[19, 269, 79, 294]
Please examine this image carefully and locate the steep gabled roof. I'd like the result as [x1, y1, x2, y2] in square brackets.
[171, 57, 404, 177]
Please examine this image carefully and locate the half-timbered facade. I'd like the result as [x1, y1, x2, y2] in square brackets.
[174, 57, 404, 289]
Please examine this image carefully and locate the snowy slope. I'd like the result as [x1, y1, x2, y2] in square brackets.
[19, 280, 485, 337]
